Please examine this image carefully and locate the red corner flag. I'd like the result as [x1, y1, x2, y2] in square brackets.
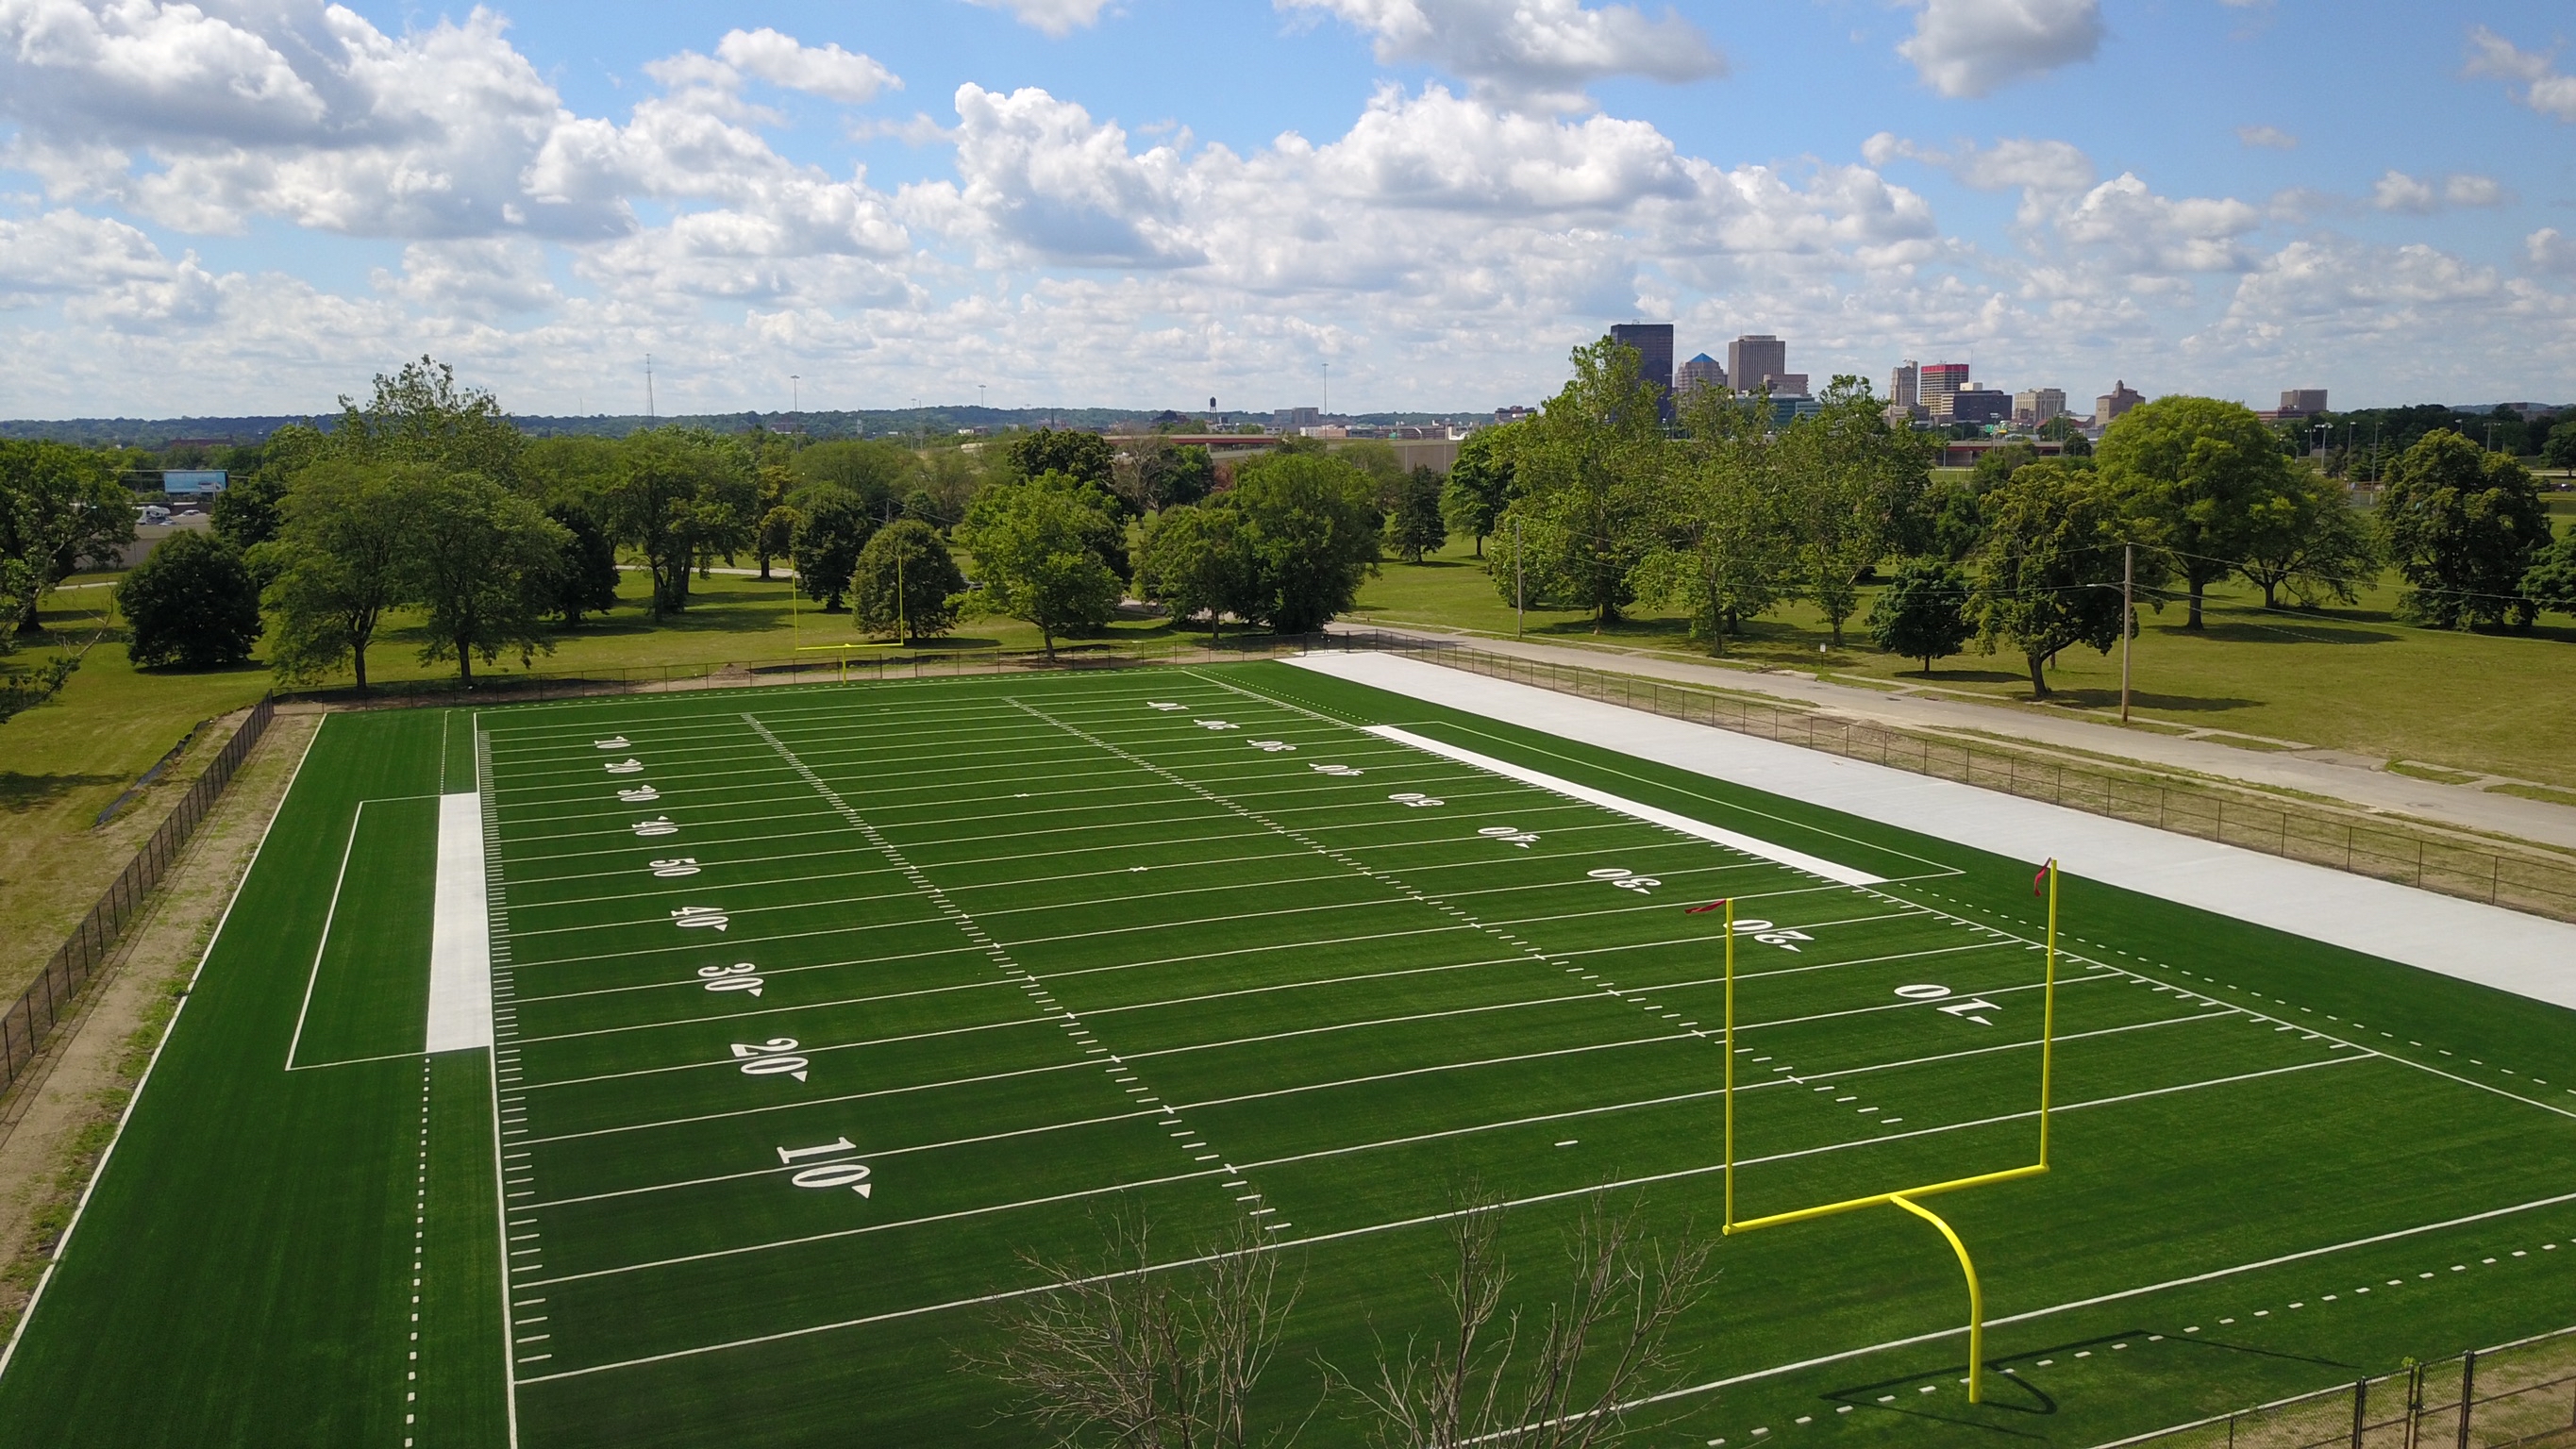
[1684, 900, 1729, 915]
[2032, 862, 2052, 897]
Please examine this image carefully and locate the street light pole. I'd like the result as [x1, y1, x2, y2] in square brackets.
[1514, 516, 1524, 638]
[2119, 542, 2134, 725]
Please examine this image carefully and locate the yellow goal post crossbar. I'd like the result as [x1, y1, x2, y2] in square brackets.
[1710, 859, 2062, 1404]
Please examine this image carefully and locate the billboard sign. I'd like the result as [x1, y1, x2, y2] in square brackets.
[162, 470, 228, 494]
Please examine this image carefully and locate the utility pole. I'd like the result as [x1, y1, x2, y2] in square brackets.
[790, 374, 800, 433]
[1514, 516, 1525, 638]
[1322, 361, 1330, 419]
[645, 353, 655, 422]
[2119, 542, 2134, 725]
[979, 383, 987, 413]
[896, 542, 907, 647]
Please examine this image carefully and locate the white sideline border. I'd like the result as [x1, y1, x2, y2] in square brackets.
[1285, 652, 2576, 1013]
[1367, 724, 1885, 888]
[427, 791, 494, 1053]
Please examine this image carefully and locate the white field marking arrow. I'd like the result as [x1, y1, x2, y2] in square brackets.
[594, 736, 630, 749]
[605, 758, 644, 774]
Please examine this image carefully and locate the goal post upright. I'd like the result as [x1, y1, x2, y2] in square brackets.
[1708, 858, 2065, 1406]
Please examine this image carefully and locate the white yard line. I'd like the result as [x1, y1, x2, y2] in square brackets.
[283, 799, 373, 1071]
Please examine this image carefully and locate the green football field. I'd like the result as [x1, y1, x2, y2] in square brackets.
[4, 659, 2574, 1448]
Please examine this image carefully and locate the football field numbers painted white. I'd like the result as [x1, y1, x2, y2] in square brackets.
[1250, 740, 1296, 753]
[632, 817, 677, 838]
[1388, 791, 1445, 808]
[617, 786, 660, 803]
[1146, 702, 1186, 711]
[671, 906, 728, 931]
[778, 1138, 874, 1196]
[1196, 720, 1239, 730]
[1724, 919, 1815, 952]
[1937, 998, 2001, 1025]
[1310, 762, 1363, 776]
[593, 736, 629, 749]
[1478, 825, 1539, 846]
[604, 758, 643, 774]
[649, 858, 700, 878]
[1588, 866, 1661, 894]
[1894, 983, 1953, 1000]
[699, 962, 764, 996]
[732, 1039, 811, 1081]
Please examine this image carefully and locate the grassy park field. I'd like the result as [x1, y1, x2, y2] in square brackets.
[1, 661, 2571, 1447]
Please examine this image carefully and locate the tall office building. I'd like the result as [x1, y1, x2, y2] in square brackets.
[1611, 323, 1676, 419]
[1727, 335, 1788, 396]
[2097, 380, 2144, 425]
[2013, 388, 2066, 426]
[1952, 390, 2012, 425]
[1919, 361, 1971, 420]
[1891, 360, 1919, 415]
[2279, 389, 2328, 416]
[1677, 353, 1727, 399]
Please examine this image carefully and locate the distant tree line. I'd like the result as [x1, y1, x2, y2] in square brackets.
[1436, 341, 2576, 696]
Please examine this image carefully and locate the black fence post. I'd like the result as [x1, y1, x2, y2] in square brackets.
[2456, 1350, 2475, 1449]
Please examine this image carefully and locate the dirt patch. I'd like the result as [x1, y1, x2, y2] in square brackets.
[0, 708, 322, 1338]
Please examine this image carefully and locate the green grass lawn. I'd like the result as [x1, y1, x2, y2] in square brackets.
[1351, 540, 2576, 790]
[5, 662, 2572, 1447]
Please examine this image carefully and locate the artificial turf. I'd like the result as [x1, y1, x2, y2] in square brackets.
[2, 659, 2572, 1449]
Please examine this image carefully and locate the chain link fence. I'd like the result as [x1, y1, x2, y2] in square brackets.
[0, 696, 275, 1100]
[2095, 1326, 2576, 1449]
[1314, 630, 2576, 924]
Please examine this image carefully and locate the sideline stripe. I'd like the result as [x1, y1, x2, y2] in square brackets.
[427, 791, 494, 1053]
[1367, 724, 1884, 887]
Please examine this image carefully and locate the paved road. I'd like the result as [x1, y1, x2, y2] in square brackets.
[1323, 622, 2576, 853]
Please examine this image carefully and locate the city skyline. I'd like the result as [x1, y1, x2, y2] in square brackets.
[0, 2, 2571, 418]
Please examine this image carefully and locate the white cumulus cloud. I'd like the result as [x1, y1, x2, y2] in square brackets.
[2466, 26, 2576, 123]
[2235, 125, 2297, 150]
[962, 0, 1115, 37]
[1280, 0, 1724, 111]
[2370, 171, 2510, 214]
[713, 29, 899, 105]
[1898, 0, 2103, 99]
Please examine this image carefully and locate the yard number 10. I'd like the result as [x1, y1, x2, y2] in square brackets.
[777, 1138, 874, 1196]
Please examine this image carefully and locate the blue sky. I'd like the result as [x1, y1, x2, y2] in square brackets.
[1, 0, 2571, 419]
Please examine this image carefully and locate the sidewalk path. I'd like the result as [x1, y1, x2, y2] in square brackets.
[1287, 652, 2576, 1011]
[1325, 623, 2576, 854]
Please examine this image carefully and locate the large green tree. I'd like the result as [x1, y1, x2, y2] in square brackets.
[1867, 556, 1974, 674]
[1134, 504, 1257, 645]
[1441, 422, 1520, 558]
[1226, 451, 1383, 633]
[789, 490, 879, 612]
[957, 479, 1122, 658]
[1385, 465, 1447, 563]
[791, 441, 916, 520]
[1969, 460, 2150, 697]
[1631, 391, 1790, 654]
[396, 472, 569, 685]
[1112, 437, 1215, 513]
[326, 357, 528, 487]
[2099, 396, 2296, 630]
[1488, 336, 1664, 627]
[1774, 376, 1934, 645]
[2522, 529, 2576, 623]
[2543, 420, 2576, 472]
[121, 530, 263, 670]
[597, 427, 759, 614]
[851, 520, 966, 643]
[2234, 469, 2380, 609]
[544, 503, 622, 627]
[0, 439, 135, 635]
[1005, 428, 1117, 496]
[2377, 429, 2550, 630]
[254, 461, 410, 692]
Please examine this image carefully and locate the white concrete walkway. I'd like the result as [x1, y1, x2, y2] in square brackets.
[427, 791, 493, 1053]
[1285, 652, 2576, 1013]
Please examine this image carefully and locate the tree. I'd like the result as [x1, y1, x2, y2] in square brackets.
[1866, 557, 1974, 673]
[971, 1212, 1298, 1449]
[1339, 1191, 1717, 1449]
[544, 503, 622, 626]
[958, 479, 1123, 658]
[1386, 466, 1447, 563]
[2377, 429, 2549, 630]
[1114, 437, 1217, 513]
[1442, 424, 1521, 558]
[2522, 529, 2576, 622]
[209, 467, 291, 552]
[851, 520, 966, 643]
[1227, 451, 1383, 634]
[597, 427, 759, 615]
[750, 465, 795, 579]
[254, 461, 409, 692]
[1007, 428, 1117, 496]
[395, 472, 569, 685]
[1969, 441, 2038, 494]
[328, 356, 527, 487]
[1136, 504, 1258, 645]
[1630, 396, 1790, 655]
[1489, 337, 1664, 628]
[789, 490, 878, 612]
[0, 439, 135, 635]
[2233, 470, 2380, 609]
[2544, 420, 2576, 472]
[791, 440, 915, 521]
[1774, 377, 1934, 646]
[2099, 396, 2295, 630]
[1969, 460, 2147, 697]
[120, 529, 263, 670]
